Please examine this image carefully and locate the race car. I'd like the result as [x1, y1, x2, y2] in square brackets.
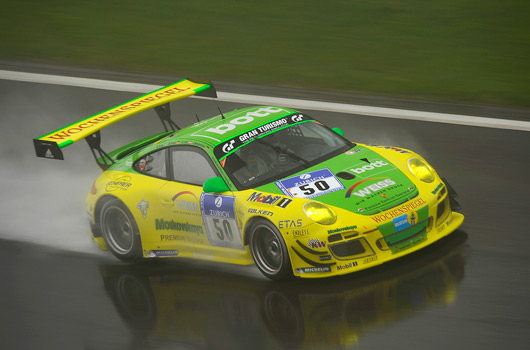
[34, 79, 464, 280]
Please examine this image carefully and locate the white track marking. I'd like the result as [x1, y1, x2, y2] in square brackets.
[1, 69, 529, 131]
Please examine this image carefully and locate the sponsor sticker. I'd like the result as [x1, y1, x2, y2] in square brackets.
[432, 183, 443, 195]
[247, 192, 292, 208]
[193, 251, 214, 260]
[136, 199, 149, 219]
[201, 194, 244, 249]
[248, 208, 274, 217]
[172, 191, 200, 216]
[292, 228, 310, 238]
[371, 198, 427, 223]
[308, 239, 327, 249]
[276, 168, 345, 199]
[374, 146, 410, 154]
[345, 177, 396, 198]
[363, 256, 378, 264]
[296, 266, 332, 274]
[213, 112, 313, 159]
[327, 225, 357, 234]
[345, 159, 396, 179]
[336, 261, 357, 271]
[279, 219, 302, 229]
[105, 176, 132, 192]
[144, 249, 179, 258]
[155, 219, 204, 235]
[393, 212, 417, 232]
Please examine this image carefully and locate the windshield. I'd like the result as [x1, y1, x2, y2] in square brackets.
[218, 118, 352, 190]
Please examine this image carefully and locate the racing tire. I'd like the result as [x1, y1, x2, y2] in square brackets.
[100, 199, 143, 262]
[249, 219, 292, 280]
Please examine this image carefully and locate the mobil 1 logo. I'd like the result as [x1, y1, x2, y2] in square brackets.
[201, 193, 244, 250]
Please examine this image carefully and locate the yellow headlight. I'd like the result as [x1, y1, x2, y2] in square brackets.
[303, 201, 337, 225]
[407, 158, 435, 183]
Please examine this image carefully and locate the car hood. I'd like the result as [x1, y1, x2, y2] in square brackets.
[256, 146, 418, 215]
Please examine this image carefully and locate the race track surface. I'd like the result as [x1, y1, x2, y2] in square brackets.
[1, 79, 529, 349]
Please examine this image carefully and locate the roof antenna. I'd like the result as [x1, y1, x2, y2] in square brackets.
[215, 100, 226, 120]
[195, 113, 201, 123]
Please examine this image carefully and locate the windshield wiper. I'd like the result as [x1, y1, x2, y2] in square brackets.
[254, 138, 312, 168]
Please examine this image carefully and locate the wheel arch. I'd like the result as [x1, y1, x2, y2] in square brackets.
[243, 216, 275, 246]
[245, 216, 293, 280]
[91, 195, 122, 237]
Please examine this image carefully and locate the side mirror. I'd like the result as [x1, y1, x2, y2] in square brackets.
[203, 176, 230, 193]
[332, 127, 344, 137]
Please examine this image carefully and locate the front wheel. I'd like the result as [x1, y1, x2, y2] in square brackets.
[249, 219, 292, 280]
[100, 199, 143, 262]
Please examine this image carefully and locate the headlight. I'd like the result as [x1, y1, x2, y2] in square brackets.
[303, 201, 337, 225]
[407, 158, 435, 183]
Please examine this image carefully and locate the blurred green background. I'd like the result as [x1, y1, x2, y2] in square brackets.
[1, 0, 529, 108]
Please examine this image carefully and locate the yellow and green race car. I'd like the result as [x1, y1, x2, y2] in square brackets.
[34, 79, 464, 280]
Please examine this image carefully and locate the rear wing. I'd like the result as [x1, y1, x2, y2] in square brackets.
[33, 79, 216, 168]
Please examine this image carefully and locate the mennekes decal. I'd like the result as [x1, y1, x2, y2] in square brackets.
[213, 113, 313, 160]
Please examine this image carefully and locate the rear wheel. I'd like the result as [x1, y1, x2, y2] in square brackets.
[249, 219, 292, 280]
[100, 199, 143, 262]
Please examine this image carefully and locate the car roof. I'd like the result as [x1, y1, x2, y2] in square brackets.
[165, 105, 299, 148]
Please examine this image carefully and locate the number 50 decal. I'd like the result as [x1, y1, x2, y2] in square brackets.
[276, 169, 345, 199]
[299, 180, 331, 195]
[213, 218, 234, 241]
[201, 194, 244, 249]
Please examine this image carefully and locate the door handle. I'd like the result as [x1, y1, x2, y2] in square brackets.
[161, 199, 174, 206]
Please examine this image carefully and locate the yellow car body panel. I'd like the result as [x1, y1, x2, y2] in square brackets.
[86, 142, 463, 279]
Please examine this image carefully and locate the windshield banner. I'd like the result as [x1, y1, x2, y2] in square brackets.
[214, 113, 313, 160]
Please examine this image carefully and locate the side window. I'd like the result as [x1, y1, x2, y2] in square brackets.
[135, 149, 168, 179]
[171, 147, 218, 186]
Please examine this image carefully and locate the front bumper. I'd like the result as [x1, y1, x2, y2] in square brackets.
[290, 193, 464, 278]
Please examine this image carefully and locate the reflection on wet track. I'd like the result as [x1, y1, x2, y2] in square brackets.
[101, 231, 468, 349]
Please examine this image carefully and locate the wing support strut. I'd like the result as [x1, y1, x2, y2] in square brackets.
[154, 103, 180, 132]
[86, 131, 114, 171]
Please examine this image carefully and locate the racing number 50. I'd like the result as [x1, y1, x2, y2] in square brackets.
[299, 180, 330, 195]
[213, 218, 234, 241]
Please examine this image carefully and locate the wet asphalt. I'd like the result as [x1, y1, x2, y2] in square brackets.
[0, 79, 529, 349]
